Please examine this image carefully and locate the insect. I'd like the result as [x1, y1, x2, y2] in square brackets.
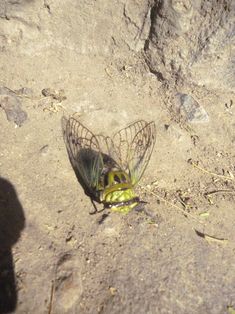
[62, 114, 156, 214]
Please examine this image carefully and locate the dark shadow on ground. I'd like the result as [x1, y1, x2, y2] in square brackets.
[0, 177, 25, 313]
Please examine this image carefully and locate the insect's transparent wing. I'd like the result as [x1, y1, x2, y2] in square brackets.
[112, 120, 156, 185]
[94, 135, 119, 171]
[62, 115, 103, 194]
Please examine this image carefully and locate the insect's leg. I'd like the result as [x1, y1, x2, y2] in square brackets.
[89, 199, 106, 215]
[89, 199, 98, 215]
[97, 207, 105, 213]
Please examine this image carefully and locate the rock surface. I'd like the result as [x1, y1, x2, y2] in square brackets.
[176, 93, 209, 123]
[0, 87, 27, 126]
[145, 0, 235, 91]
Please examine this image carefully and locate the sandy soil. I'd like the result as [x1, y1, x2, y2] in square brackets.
[0, 1, 235, 313]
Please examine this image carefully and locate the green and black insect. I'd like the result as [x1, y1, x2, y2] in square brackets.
[62, 114, 156, 213]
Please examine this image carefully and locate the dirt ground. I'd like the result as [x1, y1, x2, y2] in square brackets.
[0, 1, 235, 314]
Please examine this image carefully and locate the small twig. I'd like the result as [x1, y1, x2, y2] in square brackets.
[189, 160, 235, 182]
[140, 185, 204, 224]
[48, 280, 55, 314]
[105, 67, 113, 78]
[204, 189, 235, 196]
[195, 229, 228, 244]
[177, 195, 192, 210]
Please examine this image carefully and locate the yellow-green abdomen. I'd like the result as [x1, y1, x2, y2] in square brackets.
[100, 170, 139, 213]
[105, 188, 138, 213]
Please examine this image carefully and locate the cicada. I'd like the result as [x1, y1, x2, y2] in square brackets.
[62, 114, 156, 214]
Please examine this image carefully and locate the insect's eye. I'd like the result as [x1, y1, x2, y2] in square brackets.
[104, 174, 109, 187]
[114, 174, 121, 184]
[121, 174, 127, 182]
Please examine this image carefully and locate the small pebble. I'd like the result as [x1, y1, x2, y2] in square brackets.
[176, 93, 209, 123]
[41, 88, 66, 102]
[39, 144, 49, 156]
